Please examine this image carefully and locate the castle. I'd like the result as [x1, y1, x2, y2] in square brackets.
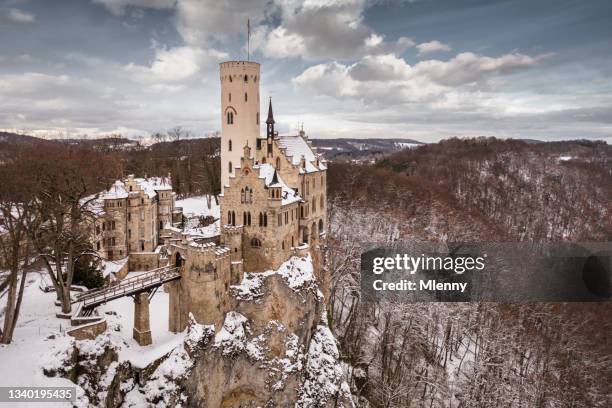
[95, 59, 327, 345]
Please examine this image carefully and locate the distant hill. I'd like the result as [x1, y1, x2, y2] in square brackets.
[310, 137, 424, 162]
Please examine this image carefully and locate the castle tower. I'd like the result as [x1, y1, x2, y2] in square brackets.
[220, 61, 261, 190]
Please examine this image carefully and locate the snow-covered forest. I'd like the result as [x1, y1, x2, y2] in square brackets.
[1, 134, 611, 407]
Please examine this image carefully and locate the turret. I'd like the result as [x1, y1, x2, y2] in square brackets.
[266, 97, 275, 157]
[220, 60, 261, 191]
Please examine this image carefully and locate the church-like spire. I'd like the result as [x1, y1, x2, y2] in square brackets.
[266, 97, 275, 141]
[266, 97, 275, 125]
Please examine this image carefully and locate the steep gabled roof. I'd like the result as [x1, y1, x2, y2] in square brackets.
[257, 163, 302, 205]
[277, 135, 327, 173]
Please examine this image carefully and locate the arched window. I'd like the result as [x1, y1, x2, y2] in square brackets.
[276, 157, 281, 170]
[263, 212, 268, 227]
[228, 161, 233, 174]
[251, 238, 261, 247]
[247, 212, 251, 225]
[228, 211, 232, 225]
[231, 211, 236, 226]
[259, 212, 263, 226]
[227, 112, 234, 124]
[319, 219, 324, 235]
[244, 92, 248, 102]
[243, 211, 247, 225]
[240, 188, 245, 203]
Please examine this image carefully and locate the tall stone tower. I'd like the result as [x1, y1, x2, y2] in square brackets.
[220, 61, 261, 190]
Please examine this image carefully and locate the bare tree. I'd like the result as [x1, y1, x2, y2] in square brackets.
[29, 144, 122, 314]
[0, 153, 39, 344]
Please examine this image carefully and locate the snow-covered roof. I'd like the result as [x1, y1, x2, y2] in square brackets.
[147, 176, 173, 191]
[133, 178, 157, 198]
[102, 180, 128, 200]
[256, 163, 302, 206]
[277, 135, 327, 173]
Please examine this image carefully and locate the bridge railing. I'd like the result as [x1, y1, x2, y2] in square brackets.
[74, 266, 181, 308]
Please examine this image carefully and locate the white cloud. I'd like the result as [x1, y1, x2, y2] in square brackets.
[1, 8, 35, 23]
[416, 40, 451, 55]
[92, 0, 176, 15]
[123, 46, 228, 89]
[293, 51, 547, 106]
[174, 0, 268, 46]
[414, 52, 549, 86]
[253, 0, 413, 60]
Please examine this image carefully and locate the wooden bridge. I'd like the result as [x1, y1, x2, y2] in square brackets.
[73, 265, 181, 309]
[72, 265, 182, 346]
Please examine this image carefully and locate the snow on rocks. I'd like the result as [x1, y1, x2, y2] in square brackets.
[297, 325, 354, 407]
[230, 255, 316, 301]
[214, 311, 250, 356]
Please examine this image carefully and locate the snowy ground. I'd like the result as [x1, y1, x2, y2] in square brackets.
[176, 195, 219, 219]
[0, 270, 184, 407]
[176, 195, 221, 239]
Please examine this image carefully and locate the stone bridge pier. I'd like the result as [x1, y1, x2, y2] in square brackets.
[133, 292, 152, 346]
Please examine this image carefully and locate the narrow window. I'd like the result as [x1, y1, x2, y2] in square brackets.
[229, 92, 231, 102]
[276, 157, 281, 170]
[229, 140, 232, 151]
[241, 188, 245, 203]
[256, 112, 259, 124]
[244, 75, 248, 83]
[245, 92, 248, 102]
[229, 161, 233, 174]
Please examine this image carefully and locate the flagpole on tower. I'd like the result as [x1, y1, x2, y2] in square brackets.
[247, 19, 250, 61]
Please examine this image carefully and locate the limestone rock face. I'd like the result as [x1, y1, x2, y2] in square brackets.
[44, 256, 353, 407]
[180, 255, 353, 407]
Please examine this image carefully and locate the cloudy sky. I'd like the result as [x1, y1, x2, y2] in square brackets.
[0, 0, 611, 142]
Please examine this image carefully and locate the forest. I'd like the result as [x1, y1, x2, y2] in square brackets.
[1, 134, 610, 406]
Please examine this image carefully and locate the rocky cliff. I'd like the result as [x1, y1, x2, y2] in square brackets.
[44, 255, 354, 407]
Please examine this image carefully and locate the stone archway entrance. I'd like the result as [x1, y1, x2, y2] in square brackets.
[175, 252, 185, 269]
[302, 226, 309, 244]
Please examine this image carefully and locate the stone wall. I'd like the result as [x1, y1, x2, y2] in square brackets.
[67, 319, 107, 341]
[168, 242, 232, 331]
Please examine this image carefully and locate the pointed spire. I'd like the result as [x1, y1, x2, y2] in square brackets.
[266, 97, 275, 125]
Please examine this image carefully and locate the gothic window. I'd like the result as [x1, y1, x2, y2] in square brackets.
[319, 219, 324, 235]
[247, 212, 251, 225]
[251, 238, 261, 247]
[243, 211, 247, 225]
[264, 212, 268, 227]
[229, 139, 232, 151]
[241, 188, 245, 203]
[232, 211, 236, 226]
[259, 212, 263, 226]
[229, 161, 233, 174]
[227, 112, 234, 124]
[228, 211, 232, 225]
[276, 157, 281, 170]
